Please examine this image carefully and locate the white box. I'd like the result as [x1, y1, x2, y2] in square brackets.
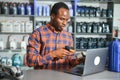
[13, 21, 21, 33]
[1, 21, 13, 33]
[25, 21, 33, 33]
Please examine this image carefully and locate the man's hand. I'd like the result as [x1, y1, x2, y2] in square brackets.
[75, 51, 86, 63]
[50, 48, 74, 59]
[64, 46, 75, 53]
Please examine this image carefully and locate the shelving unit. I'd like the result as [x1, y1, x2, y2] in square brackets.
[72, 0, 114, 51]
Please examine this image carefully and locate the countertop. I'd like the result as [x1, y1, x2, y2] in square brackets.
[22, 70, 120, 80]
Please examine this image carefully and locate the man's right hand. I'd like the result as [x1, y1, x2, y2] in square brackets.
[50, 48, 72, 59]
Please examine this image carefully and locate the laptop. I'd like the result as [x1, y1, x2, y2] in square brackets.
[64, 48, 108, 76]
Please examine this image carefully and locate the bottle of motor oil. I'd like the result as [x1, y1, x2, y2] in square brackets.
[21, 3, 25, 15]
[80, 6, 85, 17]
[97, 38, 105, 48]
[76, 22, 81, 33]
[85, 6, 89, 17]
[30, 3, 34, 15]
[101, 9, 107, 17]
[67, 23, 73, 33]
[80, 37, 86, 49]
[17, 2, 20, 14]
[87, 22, 92, 33]
[92, 22, 98, 33]
[95, 7, 101, 17]
[9, 2, 17, 15]
[25, 3, 31, 15]
[102, 22, 110, 33]
[76, 38, 80, 49]
[107, 9, 113, 18]
[17, 3, 25, 15]
[88, 37, 93, 49]
[1, 2, 9, 14]
[0, 38, 4, 50]
[37, 5, 42, 16]
[0, 2, 2, 14]
[97, 22, 102, 33]
[81, 22, 87, 33]
[92, 38, 97, 48]
[89, 6, 95, 17]
[9, 2, 12, 14]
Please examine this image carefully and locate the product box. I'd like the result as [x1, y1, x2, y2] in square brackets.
[1, 21, 13, 33]
[25, 21, 33, 33]
[13, 21, 21, 33]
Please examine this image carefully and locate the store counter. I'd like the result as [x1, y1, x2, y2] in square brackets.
[22, 70, 120, 80]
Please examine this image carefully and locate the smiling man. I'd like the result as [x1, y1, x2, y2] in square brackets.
[26, 2, 83, 70]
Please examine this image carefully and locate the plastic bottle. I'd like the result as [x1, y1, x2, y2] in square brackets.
[21, 3, 25, 15]
[109, 39, 120, 72]
[21, 40, 27, 50]
[67, 23, 73, 33]
[12, 3, 17, 15]
[25, 3, 31, 15]
[2, 2, 9, 14]
[10, 39, 17, 50]
[0, 2, 2, 14]
[95, 7, 101, 17]
[6, 57, 12, 66]
[17, 3, 25, 15]
[37, 5, 42, 16]
[76, 22, 81, 33]
[0, 38, 4, 50]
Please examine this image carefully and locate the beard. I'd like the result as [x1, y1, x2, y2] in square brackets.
[56, 26, 63, 31]
[53, 23, 63, 32]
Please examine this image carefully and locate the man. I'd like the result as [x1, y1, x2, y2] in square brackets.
[26, 2, 83, 69]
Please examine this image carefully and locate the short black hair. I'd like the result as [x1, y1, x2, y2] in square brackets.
[50, 2, 69, 15]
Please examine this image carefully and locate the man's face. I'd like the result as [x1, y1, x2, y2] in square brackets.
[51, 8, 70, 31]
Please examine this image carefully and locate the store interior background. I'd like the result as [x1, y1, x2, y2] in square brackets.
[0, 0, 120, 69]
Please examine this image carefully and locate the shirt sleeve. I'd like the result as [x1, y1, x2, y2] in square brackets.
[26, 29, 53, 67]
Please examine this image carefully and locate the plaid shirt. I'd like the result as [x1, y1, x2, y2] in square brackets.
[26, 23, 80, 69]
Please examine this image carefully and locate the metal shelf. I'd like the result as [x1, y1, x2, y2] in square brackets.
[0, 49, 26, 53]
[76, 16, 113, 19]
[0, 14, 34, 17]
[77, 0, 115, 3]
[36, 0, 74, 1]
[75, 33, 112, 35]
[0, 32, 31, 34]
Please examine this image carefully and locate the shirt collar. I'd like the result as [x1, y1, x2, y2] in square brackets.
[46, 23, 63, 34]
